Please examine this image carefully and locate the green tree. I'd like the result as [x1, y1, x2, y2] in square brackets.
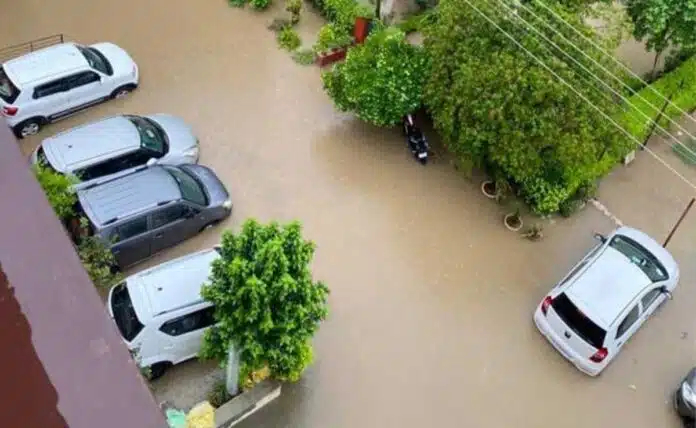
[32, 163, 77, 221]
[423, 0, 632, 213]
[322, 28, 428, 127]
[200, 219, 330, 385]
[626, 0, 696, 78]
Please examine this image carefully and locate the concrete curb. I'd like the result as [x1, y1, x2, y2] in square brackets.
[589, 198, 623, 227]
[215, 380, 281, 428]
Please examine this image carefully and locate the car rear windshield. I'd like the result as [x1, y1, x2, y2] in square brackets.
[110, 282, 144, 342]
[609, 235, 668, 282]
[76, 45, 113, 76]
[126, 115, 167, 156]
[552, 292, 606, 349]
[0, 66, 20, 104]
[164, 166, 208, 206]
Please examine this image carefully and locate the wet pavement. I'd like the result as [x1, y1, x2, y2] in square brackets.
[2, 1, 695, 427]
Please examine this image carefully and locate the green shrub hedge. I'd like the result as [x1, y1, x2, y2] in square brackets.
[620, 56, 696, 142]
[309, 0, 372, 31]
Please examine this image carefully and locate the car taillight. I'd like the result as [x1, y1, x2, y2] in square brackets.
[2, 106, 18, 116]
[541, 296, 553, 315]
[590, 348, 608, 363]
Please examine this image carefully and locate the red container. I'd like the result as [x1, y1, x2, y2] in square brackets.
[316, 48, 347, 67]
[354, 17, 371, 44]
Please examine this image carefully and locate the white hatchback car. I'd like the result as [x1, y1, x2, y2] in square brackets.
[107, 247, 220, 379]
[0, 41, 138, 138]
[534, 226, 679, 376]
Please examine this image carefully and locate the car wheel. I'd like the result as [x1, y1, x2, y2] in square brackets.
[110, 84, 136, 99]
[148, 362, 171, 381]
[13, 118, 43, 139]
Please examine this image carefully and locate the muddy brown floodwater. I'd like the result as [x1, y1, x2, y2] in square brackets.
[2, 1, 695, 427]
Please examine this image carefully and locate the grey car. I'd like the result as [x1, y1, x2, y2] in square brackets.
[675, 368, 696, 427]
[76, 164, 231, 269]
[30, 114, 200, 183]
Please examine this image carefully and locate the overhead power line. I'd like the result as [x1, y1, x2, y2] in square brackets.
[455, 0, 696, 192]
[489, 0, 696, 160]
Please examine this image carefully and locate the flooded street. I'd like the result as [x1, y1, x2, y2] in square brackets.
[2, 1, 695, 427]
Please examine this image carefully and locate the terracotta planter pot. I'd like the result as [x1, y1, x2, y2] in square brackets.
[481, 180, 498, 199]
[316, 47, 347, 67]
[504, 213, 523, 232]
[354, 17, 371, 44]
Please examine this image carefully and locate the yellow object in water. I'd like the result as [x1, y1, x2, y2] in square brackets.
[186, 401, 216, 428]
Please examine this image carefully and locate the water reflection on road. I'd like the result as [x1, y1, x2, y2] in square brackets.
[1, 1, 692, 427]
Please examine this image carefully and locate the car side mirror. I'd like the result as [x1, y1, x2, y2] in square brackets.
[660, 286, 673, 300]
[146, 158, 157, 167]
[594, 232, 607, 243]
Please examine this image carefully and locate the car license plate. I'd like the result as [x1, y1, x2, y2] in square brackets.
[418, 152, 427, 159]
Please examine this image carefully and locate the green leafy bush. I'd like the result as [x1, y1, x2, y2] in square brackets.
[397, 12, 427, 34]
[77, 233, 120, 289]
[322, 28, 428, 126]
[559, 199, 584, 218]
[228, 0, 247, 7]
[322, 0, 360, 30]
[250, 0, 271, 10]
[285, 0, 303, 23]
[32, 163, 77, 221]
[293, 48, 316, 65]
[200, 219, 329, 385]
[313, 23, 354, 53]
[620, 56, 696, 142]
[207, 380, 232, 408]
[277, 25, 302, 51]
[522, 178, 573, 215]
[673, 138, 696, 165]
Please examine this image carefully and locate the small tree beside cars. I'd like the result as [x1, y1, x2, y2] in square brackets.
[200, 219, 330, 387]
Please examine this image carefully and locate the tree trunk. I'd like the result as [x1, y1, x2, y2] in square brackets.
[651, 50, 663, 81]
[375, 0, 381, 20]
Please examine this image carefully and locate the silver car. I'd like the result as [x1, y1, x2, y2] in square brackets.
[75, 164, 232, 269]
[30, 114, 200, 183]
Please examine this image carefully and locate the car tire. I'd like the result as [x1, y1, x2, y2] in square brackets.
[148, 362, 171, 381]
[110, 84, 137, 99]
[13, 118, 44, 139]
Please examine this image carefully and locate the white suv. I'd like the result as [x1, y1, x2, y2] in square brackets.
[534, 226, 679, 376]
[0, 41, 138, 138]
[107, 247, 220, 379]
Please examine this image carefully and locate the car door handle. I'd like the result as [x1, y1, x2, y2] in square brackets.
[154, 233, 164, 239]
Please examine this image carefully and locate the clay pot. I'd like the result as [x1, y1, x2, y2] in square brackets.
[481, 180, 498, 199]
[504, 212, 523, 232]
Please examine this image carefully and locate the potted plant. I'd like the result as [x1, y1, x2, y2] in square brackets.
[522, 223, 544, 241]
[481, 180, 498, 199]
[504, 204, 523, 232]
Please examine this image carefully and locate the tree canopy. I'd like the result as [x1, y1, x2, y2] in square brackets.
[322, 27, 429, 127]
[423, 0, 633, 213]
[200, 219, 330, 385]
[626, 0, 696, 71]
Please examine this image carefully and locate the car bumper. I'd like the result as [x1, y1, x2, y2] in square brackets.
[676, 385, 696, 420]
[533, 308, 602, 377]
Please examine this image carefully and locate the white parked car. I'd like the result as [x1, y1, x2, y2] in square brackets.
[31, 114, 200, 185]
[0, 41, 138, 138]
[534, 226, 679, 376]
[107, 247, 220, 379]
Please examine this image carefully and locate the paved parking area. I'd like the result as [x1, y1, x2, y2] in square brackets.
[3, 1, 694, 426]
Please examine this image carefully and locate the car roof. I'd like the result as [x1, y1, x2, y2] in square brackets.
[76, 166, 181, 227]
[126, 248, 219, 324]
[41, 115, 140, 173]
[3, 43, 88, 87]
[563, 226, 677, 329]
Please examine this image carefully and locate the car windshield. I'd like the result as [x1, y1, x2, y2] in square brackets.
[110, 282, 144, 342]
[552, 292, 606, 349]
[609, 235, 668, 282]
[0, 66, 20, 103]
[164, 166, 208, 206]
[126, 115, 167, 156]
[76, 45, 112, 75]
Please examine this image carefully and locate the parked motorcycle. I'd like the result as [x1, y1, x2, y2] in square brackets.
[402, 114, 429, 165]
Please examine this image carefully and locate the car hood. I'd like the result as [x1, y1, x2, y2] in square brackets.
[40, 116, 139, 173]
[146, 114, 198, 156]
[181, 164, 229, 206]
[90, 42, 137, 79]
